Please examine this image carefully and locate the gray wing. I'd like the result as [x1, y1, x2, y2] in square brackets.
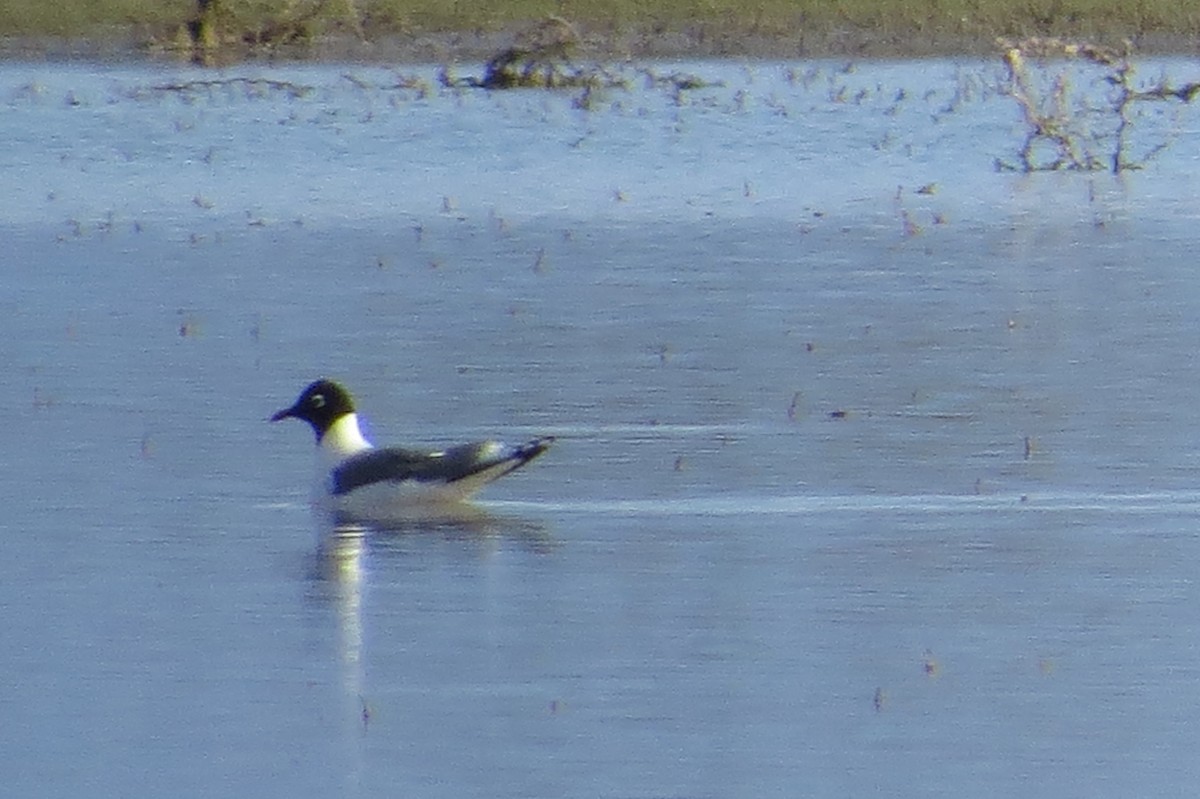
[330, 437, 554, 496]
[330, 448, 428, 496]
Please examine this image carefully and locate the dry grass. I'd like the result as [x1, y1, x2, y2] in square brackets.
[5, 0, 1200, 50]
[1, 0, 190, 35]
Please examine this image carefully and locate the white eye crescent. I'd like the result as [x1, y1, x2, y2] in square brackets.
[312, 394, 326, 408]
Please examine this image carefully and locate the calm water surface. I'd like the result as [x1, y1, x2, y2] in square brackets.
[5, 57, 1200, 797]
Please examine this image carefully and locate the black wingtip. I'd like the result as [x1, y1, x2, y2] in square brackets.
[522, 436, 555, 461]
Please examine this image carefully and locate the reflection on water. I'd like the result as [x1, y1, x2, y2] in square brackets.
[310, 523, 369, 795]
[307, 507, 562, 793]
[320, 503, 557, 551]
[310, 507, 557, 725]
[315, 524, 367, 692]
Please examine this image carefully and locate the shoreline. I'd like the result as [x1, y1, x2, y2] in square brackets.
[3, 26, 1199, 66]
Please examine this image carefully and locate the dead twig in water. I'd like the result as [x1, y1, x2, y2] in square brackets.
[148, 77, 314, 98]
[998, 36, 1200, 173]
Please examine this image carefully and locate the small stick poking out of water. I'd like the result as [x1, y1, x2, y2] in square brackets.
[360, 696, 371, 731]
[787, 391, 804, 421]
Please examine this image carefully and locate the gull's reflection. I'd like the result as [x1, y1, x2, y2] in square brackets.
[314, 523, 368, 718]
[308, 504, 555, 742]
[326, 504, 556, 553]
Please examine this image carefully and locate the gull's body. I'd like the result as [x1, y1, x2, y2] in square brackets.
[272, 379, 553, 521]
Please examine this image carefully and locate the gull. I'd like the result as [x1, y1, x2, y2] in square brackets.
[271, 379, 553, 520]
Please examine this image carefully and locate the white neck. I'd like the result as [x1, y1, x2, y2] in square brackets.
[319, 413, 373, 462]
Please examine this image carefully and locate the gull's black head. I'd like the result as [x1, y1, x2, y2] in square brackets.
[271, 379, 356, 441]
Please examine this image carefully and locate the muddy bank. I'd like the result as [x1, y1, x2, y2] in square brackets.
[3, 24, 1200, 64]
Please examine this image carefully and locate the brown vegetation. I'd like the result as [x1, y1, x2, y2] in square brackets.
[998, 36, 1200, 172]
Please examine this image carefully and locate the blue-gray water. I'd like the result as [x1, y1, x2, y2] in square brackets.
[5, 58, 1200, 797]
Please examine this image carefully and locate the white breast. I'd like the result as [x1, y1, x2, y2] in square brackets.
[319, 413, 373, 461]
